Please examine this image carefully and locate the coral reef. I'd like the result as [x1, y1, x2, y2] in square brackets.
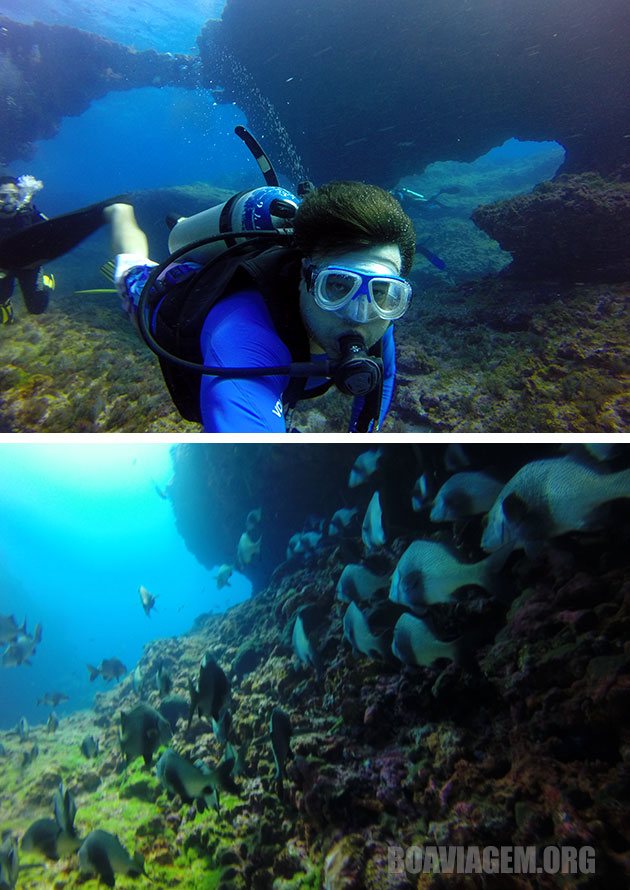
[1, 474, 628, 889]
[389, 278, 629, 433]
[471, 175, 630, 282]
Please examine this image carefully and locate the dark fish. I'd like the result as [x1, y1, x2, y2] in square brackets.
[224, 740, 248, 778]
[188, 654, 230, 728]
[390, 540, 509, 609]
[87, 658, 127, 683]
[46, 712, 59, 734]
[430, 471, 504, 522]
[21, 744, 39, 768]
[138, 585, 157, 617]
[155, 662, 172, 697]
[237, 530, 261, 567]
[392, 613, 459, 667]
[245, 507, 262, 534]
[158, 695, 189, 732]
[342, 601, 395, 661]
[361, 492, 386, 552]
[0, 615, 24, 646]
[78, 830, 145, 887]
[348, 448, 383, 487]
[37, 691, 69, 707]
[336, 563, 389, 604]
[21, 819, 62, 861]
[214, 564, 233, 589]
[211, 708, 232, 746]
[156, 748, 238, 812]
[269, 707, 292, 797]
[132, 664, 144, 697]
[80, 735, 99, 759]
[119, 703, 172, 767]
[482, 456, 630, 557]
[291, 531, 323, 557]
[2, 623, 42, 667]
[328, 507, 359, 537]
[53, 782, 75, 832]
[0, 832, 19, 890]
[291, 606, 324, 676]
[17, 717, 29, 741]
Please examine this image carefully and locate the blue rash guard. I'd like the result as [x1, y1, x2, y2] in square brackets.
[120, 262, 396, 433]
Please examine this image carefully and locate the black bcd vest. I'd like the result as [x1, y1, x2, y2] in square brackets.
[152, 241, 383, 428]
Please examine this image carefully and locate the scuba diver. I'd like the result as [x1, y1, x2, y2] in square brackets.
[0, 176, 126, 324]
[391, 185, 461, 212]
[0, 174, 54, 324]
[0, 175, 126, 325]
[104, 128, 416, 433]
[389, 185, 461, 273]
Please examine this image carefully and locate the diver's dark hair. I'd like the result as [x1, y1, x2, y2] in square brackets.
[0, 175, 18, 186]
[293, 181, 416, 276]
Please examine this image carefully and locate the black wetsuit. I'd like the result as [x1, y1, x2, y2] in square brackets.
[0, 204, 50, 319]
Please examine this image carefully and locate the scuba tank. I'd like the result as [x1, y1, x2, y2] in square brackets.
[167, 186, 301, 263]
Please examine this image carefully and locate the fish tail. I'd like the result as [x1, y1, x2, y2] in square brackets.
[479, 543, 514, 601]
[87, 664, 100, 682]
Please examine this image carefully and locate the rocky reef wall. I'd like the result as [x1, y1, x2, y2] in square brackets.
[203, 0, 630, 186]
[471, 174, 630, 282]
[0, 16, 200, 164]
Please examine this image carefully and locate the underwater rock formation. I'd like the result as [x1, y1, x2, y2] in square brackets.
[204, 0, 630, 185]
[0, 16, 199, 164]
[471, 175, 630, 282]
[167, 443, 397, 587]
[1, 444, 629, 888]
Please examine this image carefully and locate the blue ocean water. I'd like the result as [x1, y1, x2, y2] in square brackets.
[0, 444, 251, 730]
[0, 0, 226, 53]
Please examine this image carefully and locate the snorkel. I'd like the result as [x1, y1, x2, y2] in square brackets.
[136, 128, 384, 405]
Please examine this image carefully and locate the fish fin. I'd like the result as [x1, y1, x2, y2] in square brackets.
[100, 259, 116, 283]
[416, 243, 447, 270]
[214, 758, 239, 794]
[87, 664, 100, 682]
[129, 852, 145, 877]
[187, 678, 197, 728]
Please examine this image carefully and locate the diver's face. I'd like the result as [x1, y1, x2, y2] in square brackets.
[0, 184, 20, 217]
[299, 243, 402, 358]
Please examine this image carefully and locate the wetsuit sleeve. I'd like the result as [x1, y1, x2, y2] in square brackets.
[348, 325, 396, 432]
[199, 289, 291, 433]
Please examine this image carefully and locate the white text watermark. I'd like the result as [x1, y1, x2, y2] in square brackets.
[387, 845, 596, 875]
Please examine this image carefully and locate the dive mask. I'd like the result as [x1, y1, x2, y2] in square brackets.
[0, 188, 20, 217]
[0, 175, 43, 217]
[304, 261, 412, 322]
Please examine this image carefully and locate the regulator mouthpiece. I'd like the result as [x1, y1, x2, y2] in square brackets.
[334, 334, 383, 397]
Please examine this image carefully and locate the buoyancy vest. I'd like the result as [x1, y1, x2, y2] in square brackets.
[152, 242, 330, 422]
[0, 205, 45, 241]
[151, 240, 385, 429]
